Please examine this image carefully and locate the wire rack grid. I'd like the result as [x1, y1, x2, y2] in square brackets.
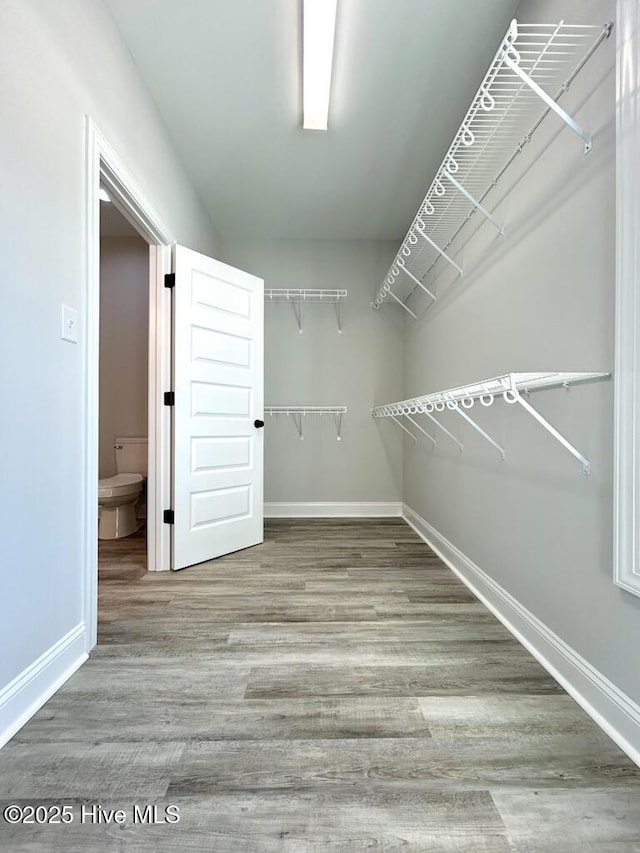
[374, 20, 611, 314]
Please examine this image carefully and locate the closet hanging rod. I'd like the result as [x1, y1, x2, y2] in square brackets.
[372, 19, 611, 316]
[372, 372, 609, 474]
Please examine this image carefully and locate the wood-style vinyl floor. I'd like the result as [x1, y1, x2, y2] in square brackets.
[2, 519, 640, 851]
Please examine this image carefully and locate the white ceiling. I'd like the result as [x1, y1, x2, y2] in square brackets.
[106, 0, 520, 240]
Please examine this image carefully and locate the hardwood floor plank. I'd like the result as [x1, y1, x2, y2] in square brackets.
[0, 791, 512, 852]
[374, 602, 491, 620]
[100, 603, 380, 623]
[244, 660, 563, 699]
[98, 591, 411, 606]
[14, 697, 432, 743]
[0, 742, 183, 798]
[59, 658, 251, 700]
[165, 737, 639, 795]
[92, 639, 534, 666]
[98, 620, 231, 644]
[418, 695, 614, 738]
[225, 614, 500, 645]
[491, 787, 640, 852]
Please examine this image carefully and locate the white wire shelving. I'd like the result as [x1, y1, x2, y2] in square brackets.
[265, 289, 347, 333]
[373, 19, 612, 318]
[372, 372, 608, 474]
[265, 406, 347, 440]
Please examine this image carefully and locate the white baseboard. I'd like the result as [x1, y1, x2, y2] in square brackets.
[265, 502, 403, 518]
[402, 503, 640, 768]
[0, 623, 88, 749]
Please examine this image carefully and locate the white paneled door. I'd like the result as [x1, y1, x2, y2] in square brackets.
[172, 245, 264, 570]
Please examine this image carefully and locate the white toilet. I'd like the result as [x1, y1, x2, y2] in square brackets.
[98, 437, 148, 540]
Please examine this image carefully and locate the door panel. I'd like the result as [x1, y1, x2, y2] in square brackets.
[191, 437, 252, 472]
[172, 245, 263, 570]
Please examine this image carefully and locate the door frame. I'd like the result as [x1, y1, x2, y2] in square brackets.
[84, 117, 174, 650]
[614, 0, 640, 597]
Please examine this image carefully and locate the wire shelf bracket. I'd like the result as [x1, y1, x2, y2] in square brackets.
[513, 392, 591, 473]
[443, 169, 504, 236]
[372, 371, 609, 474]
[265, 406, 347, 441]
[390, 415, 418, 442]
[415, 220, 464, 277]
[265, 289, 347, 333]
[503, 52, 593, 154]
[404, 414, 436, 447]
[455, 407, 505, 459]
[396, 258, 436, 303]
[372, 19, 612, 317]
[421, 409, 464, 452]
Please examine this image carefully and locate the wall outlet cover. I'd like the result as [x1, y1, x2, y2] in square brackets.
[61, 304, 78, 344]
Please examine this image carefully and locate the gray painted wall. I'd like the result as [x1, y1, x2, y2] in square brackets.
[99, 237, 149, 479]
[402, 0, 640, 705]
[0, 0, 218, 695]
[221, 239, 404, 504]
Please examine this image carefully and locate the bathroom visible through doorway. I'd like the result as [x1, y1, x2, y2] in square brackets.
[97, 192, 151, 619]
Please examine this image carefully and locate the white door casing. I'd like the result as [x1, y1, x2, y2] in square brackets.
[172, 245, 264, 570]
[614, 0, 640, 596]
[85, 117, 174, 650]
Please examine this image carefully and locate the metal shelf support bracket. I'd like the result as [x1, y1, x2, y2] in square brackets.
[422, 411, 464, 452]
[266, 405, 347, 441]
[265, 289, 347, 333]
[511, 392, 591, 474]
[503, 54, 593, 153]
[292, 411, 304, 439]
[415, 224, 464, 277]
[455, 406, 505, 458]
[396, 259, 436, 302]
[404, 414, 436, 447]
[390, 415, 418, 441]
[443, 170, 504, 235]
[386, 288, 417, 318]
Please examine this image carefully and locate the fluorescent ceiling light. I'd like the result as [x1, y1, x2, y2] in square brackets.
[303, 0, 338, 130]
[98, 187, 111, 203]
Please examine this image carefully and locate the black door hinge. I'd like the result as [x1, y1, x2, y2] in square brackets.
[164, 391, 175, 406]
[164, 272, 175, 289]
[163, 509, 175, 525]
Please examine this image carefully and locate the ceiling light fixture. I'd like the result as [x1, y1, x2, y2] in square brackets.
[303, 0, 338, 130]
[98, 187, 112, 203]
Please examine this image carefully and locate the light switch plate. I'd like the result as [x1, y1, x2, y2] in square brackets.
[61, 304, 78, 343]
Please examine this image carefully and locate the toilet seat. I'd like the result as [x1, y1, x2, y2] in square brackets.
[98, 473, 143, 499]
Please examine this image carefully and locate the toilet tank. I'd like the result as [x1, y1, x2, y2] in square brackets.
[115, 437, 148, 476]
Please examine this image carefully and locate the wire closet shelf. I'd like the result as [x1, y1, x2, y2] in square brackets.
[372, 372, 608, 474]
[265, 406, 347, 440]
[265, 289, 347, 332]
[373, 19, 612, 318]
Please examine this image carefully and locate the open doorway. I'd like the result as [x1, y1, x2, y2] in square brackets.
[97, 192, 150, 584]
[84, 119, 264, 650]
[84, 118, 175, 649]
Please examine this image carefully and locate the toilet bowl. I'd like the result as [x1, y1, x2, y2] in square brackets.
[98, 437, 148, 540]
[98, 474, 144, 539]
